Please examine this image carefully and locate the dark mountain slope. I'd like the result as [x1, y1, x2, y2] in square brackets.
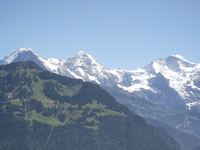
[146, 118, 200, 150]
[148, 73, 185, 111]
[193, 145, 200, 150]
[0, 61, 180, 150]
[104, 85, 200, 150]
[103, 85, 176, 119]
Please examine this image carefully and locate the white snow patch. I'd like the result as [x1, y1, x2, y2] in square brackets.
[186, 101, 200, 110]
[88, 75, 100, 84]
[117, 82, 155, 93]
[172, 54, 195, 64]
[42, 60, 59, 73]
[77, 68, 85, 76]
[67, 69, 84, 81]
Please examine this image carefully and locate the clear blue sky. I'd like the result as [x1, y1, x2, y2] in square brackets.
[1, 0, 200, 70]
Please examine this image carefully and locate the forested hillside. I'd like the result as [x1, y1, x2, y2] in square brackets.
[0, 61, 180, 150]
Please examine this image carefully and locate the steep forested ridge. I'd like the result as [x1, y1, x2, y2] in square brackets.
[0, 61, 180, 150]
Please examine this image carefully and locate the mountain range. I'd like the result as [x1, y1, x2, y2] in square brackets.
[1, 48, 199, 111]
[1, 47, 200, 149]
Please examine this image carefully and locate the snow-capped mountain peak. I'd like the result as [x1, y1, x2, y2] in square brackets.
[2, 47, 38, 63]
[69, 51, 98, 66]
[170, 54, 194, 63]
[164, 55, 196, 72]
[61, 51, 116, 85]
[18, 47, 34, 52]
[76, 51, 90, 57]
[143, 54, 196, 74]
[111, 54, 200, 110]
[74, 51, 92, 59]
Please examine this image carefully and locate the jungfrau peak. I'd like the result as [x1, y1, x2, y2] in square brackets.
[146, 55, 200, 101]
[115, 54, 200, 110]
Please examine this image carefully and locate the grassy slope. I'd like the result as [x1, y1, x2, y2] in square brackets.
[0, 62, 126, 127]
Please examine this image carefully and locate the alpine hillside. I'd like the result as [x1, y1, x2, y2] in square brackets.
[0, 61, 180, 150]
